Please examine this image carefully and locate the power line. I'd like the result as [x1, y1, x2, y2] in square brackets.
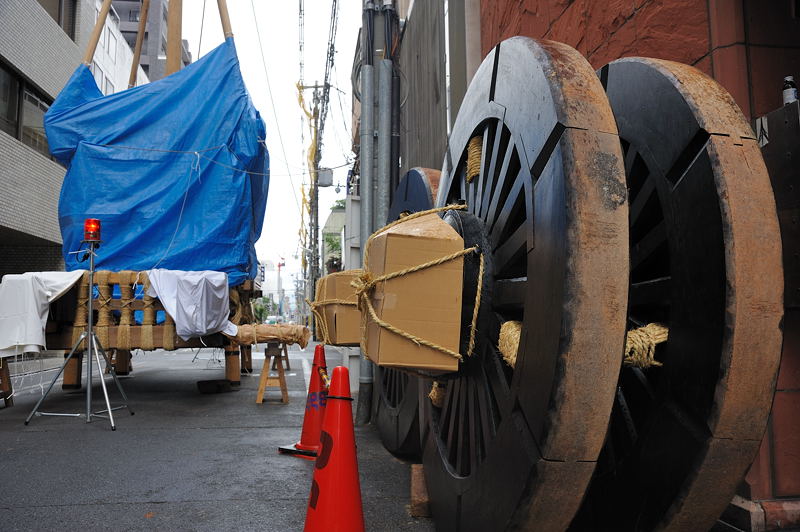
[249, 0, 302, 215]
[317, 0, 340, 152]
[197, 0, 207, 58]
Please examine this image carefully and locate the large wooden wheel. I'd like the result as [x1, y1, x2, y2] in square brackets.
[374, 168, 441, 457]
[570, 59, 784, 531]
[420, 37, 630, 531]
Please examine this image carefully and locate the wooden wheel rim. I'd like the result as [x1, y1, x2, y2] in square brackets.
[421, 37, 629, 531]
[572, 58, 784, 531]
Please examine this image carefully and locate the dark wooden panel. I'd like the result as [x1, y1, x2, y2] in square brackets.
[398, 1, 448, 177]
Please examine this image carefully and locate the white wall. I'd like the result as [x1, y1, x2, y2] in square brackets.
[86, 0, 148, 95]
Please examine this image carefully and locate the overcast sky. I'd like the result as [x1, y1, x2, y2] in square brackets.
[180, 0, 362, 281]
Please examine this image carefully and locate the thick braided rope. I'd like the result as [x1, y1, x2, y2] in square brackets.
[467, 252, 485, 357]
[306, 298, 331, 344]
[624, 323, 668, 368]
[363, 204, 468, 268]
[354, 203, 484, 362]
[360, 289, 466, 360]
[466, 135, 482, 183]
[307, 297, 359, 344]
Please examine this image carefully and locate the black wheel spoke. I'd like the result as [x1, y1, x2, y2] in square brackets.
[629, 172, 655, 225]
[482, 132, 517, 223]
[474, 123, 494, 215]
[493, 222, 527, 275]
[488, 168, 526, 245]
[493, 277, 527, 312]
[630, 221, 666, 269]
[629, 276, 671, 307]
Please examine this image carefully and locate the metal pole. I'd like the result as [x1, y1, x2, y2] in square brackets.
[376, 58, 392, 227]
[309, 88, 321, 334]
[356, 2, 377, 425]
[128, 0, 150, 88]
[93, 338, 115, 429]
[390, 64, 401, 196]
[165, 0, 183, 76]
[85, 245, 95, 422]
[360, 65, 374, 257]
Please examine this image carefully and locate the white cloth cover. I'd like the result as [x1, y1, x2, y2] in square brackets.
[0, 271, 86, 356]
[145, 269, 238, 340]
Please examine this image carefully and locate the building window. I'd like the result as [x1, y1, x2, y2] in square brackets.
[91, 62, 104, 90]
[129, 9, 140, 22]
[0, 61, 54, 158]
[108, 32, 117, 64]
[104, 76, 115, 95]
[36, 0, 76, 40]
[21, 88, 50, 155]
[0, 66, 20, 138]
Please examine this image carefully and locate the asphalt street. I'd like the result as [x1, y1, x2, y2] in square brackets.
[0, 344, 435, 531]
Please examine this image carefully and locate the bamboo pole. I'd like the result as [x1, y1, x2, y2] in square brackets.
[165, 0, 183, 76]
[217, 0, 233, 38]
[128, 0, 151, 88]
[82, 0, 113, 66]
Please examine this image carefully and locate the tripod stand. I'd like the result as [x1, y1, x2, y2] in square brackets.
[25, 240, 133, 430]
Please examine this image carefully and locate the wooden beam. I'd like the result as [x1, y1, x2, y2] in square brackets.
[165, 0, 183, 76]
[217, 0, 233, 38]
[82, 0, 113, 66]
[128, 0, 151, 88]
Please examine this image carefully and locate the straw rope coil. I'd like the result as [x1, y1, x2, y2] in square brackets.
[429, 380, 445, 408]
[163, 313, 176, 351]
[117, 270, 136, 351]
[353, 204, 484, 363]
[93, 270, 112, 348]
[72, 272, 90, 347]
[141, 273, 156, 351]
[466, 136, 483, 183]
[497, 320, 669, 370]
[624, 323, 668, 368]
[498, 320, 521, 368]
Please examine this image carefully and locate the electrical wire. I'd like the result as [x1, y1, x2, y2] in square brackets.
[249, 0, 302, 214]
[197, 0, 207, 59]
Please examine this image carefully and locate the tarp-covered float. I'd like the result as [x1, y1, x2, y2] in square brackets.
[0, 0, 308, 399]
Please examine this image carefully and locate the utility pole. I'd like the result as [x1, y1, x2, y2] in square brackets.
[277, 258, 285, 317]
[301, 82, 324, 327]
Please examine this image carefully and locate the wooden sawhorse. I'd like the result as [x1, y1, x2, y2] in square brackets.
[256, 342, 288, 404]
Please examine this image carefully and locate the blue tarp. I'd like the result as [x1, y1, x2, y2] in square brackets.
[45, 38, 269, 286]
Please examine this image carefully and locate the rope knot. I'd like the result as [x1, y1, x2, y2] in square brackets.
[350, 271, 376, 311]
[624, 323, 668, 368]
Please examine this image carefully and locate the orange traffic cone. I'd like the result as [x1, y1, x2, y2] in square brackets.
[304, 366, 364, 532]
[279, 344, 328, 459]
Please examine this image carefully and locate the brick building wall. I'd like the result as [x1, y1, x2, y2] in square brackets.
[479, 0, 800, 120]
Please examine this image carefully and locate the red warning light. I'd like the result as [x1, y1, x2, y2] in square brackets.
[84, 218, 101, 242]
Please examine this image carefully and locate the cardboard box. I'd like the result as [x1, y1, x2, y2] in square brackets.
[365, 213, 463, 372]
[314, 269, 362, 346]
